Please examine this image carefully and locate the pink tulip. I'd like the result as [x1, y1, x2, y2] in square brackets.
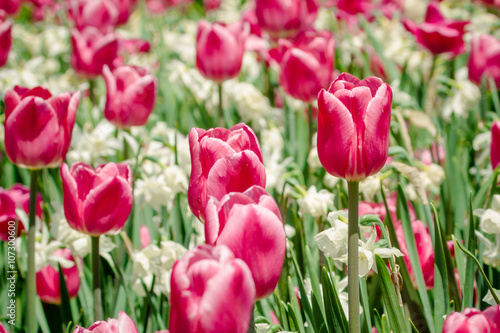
[188, 124, 266, 222]
[255, 0, 319, 38]
[275, 30, 335, 103]
[0, 0, 21, 16]
[403, 2, 469, 56]
[317, 73, 392, 181]
[36, 248, 81, 305]
[0, 13, 12, 68]
[484, 305, 500, 329]
[169, 245, 255, 333]
[474, 0, 500, 9]
[0, 184, 43, 241]
[468, 34, 500, 88]
[0, 322, 7, 333]
[203, 0, 221, 11]
[205, 185, 285, 299]
[145, 0, 192, 14]
[196, 20, 248, 83]
[140, 225, 151, 248]
[395, 220, 435, 289]
[103, 65, 157, 128]
[73, 311, 138, 332]
[4, 86, 80, 169]
[443, 308, 500, 333]
[71, 27, 118, 77]
[491, 122, 500, 170]
[67, 0, 119, 32]
[60, 162, 133, 236]
[110, 0, 136, 25]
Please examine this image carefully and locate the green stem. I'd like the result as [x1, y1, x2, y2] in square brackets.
[307, 103, 314, 157]
[92, 236, 102, 321]
[27, 170, 40, 333]
[89, 79, 97, 107]
[248, 304, 255, 333]
[347, 181, 360, 333]
[217, 83, 224, 128]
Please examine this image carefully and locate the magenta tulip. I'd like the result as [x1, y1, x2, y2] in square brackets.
[403, 2, 468, 56]
[73, 311, 138, 332]
[0, 13, 12, 68]
[103, 65, 157, 128]
[0, 0, 21, 15]
[317, 73, 392, 181]
[110, 0, 136, 25]
[468, 34, 500, 88]
[196, 20, 248, 83]
[205, 185, 285, 299]
[4, 86, 80, 169]
[0, 184, 42, 241]
[67, 0, 119, 32]
[276, 30, 334, 103]
[443, 308, 500, 333]
[203, 0, 221, 11]
[484, 305, 500, 329]
[71, 27, 118, 77]
[36, 248, 81, 305]
[169, 244, 255, 333]
[60, 162, 133, 236]
[491, 122, 500, 170]
[255, 0, 319, 38]
[188, 124, 266, 222]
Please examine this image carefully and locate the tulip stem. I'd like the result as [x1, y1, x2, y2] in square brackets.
[92, 236, 103, 321]
[89, 79, 97, 107]
[217, 83, 224, 127]
[347, 181, 360, 333]
[27, 169, 39, 333]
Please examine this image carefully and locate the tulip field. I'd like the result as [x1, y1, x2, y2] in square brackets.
[2, 0, 500, 332]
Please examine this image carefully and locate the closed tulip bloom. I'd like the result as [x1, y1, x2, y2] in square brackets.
[0, 0, 21, 15]
[317, 73, 392, 181]
[277, 30, 335, 103]
[403, 1, 468, 56]
[61, 162, 133, 236]
[205, 186, 285, 299]
[196, 20, 248, 83]
[71, 27, 118, 77]
[188, 124, 266, 221]
[0, 13, 12, 68]
[110, 0, 136, 25]
[468, 34, 500, 88]
[443, 308, 500, 333]
[169, 245, 255, 333]
[255, 0, 319, 38]
[4, 86, 80, 169]
[73, 311, 138, 333]
[492, 122, 500, 170]
[103, 65, 157, 128]
[67, 0, 119, 32]
[36, 248, 81, 305]
[484, 305, 500, 329]
[0, 184, 43, 241]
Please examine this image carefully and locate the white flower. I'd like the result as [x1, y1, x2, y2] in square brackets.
[478, 195, 500, 234]
[442, 68, 481, 120]
[324, 174, 341, 188]
[314, 211, 349, 259]
[297, 186, 334, 218]
[359, 175, 382, 202]
[260, 127, 293, 192]
[256, 324, 271, 333]
[476, 232, 500, 268]
[483, 288, 500, 306]
[131, 241, 187, 297]
[226, 81, 271, 122]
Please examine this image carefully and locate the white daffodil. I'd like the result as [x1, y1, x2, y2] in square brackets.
[476, 231, 500, 268]
[483, 288, 500, 306]
[314, 211, 349, 260]
[297, 186, 334, 219]
[359, 175, 382, 202]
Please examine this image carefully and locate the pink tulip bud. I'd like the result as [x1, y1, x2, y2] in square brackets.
[276, 30, 335, 103]
[169, 245, 255, 333]
[36, 248, 81, 305]
[145, 0, 192, 14]
[491, 122, 500, 170]
[484, 305, 500, 328]
[140, 225, 151, 248]
[4, 86, 80, 169]
[395, 220, 435, 289]
[255, 0, 319, 38]
[67, 0, 119, 32]
[443, 308, 500, 333]
[103, 65, 157, 128]
[204, 186, 285, 299]
[403, 2, 468, 56]
[0, 184, 43, 241]
[196, 20, 248, 83]
[468, 34, 500, 88]
[188, 124, 266, 222]
[61, 162, 133, 236]
[110, 0, 136, 25]
[71, 27, 118, 77]
[73, 311, 139, 332]
[0, 0, 21, 16]
[0, 14, 12, 68]
[317, 73, 392, 181]
[203, 0, 221, 11]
